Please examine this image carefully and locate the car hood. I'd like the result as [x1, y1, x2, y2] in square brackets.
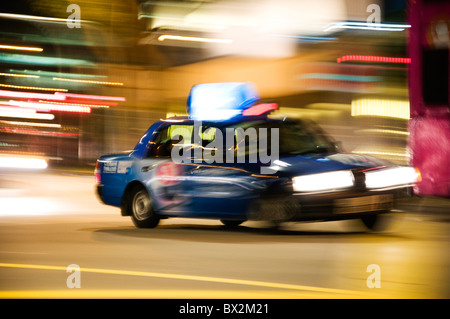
[272, 152, 393, 176]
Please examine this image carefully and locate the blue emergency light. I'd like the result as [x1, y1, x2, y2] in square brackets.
[186, 82, 261, 121]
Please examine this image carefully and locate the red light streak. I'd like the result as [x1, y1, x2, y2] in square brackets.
[40, 99, 118, 107]
[0, 90, 126, 104]
[9, 100, 91, 113]
[0, 89, 65, 100]
[337, 55, 411, 64]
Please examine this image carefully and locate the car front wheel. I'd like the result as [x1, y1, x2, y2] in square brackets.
[129, 186, 160, 228]
[360, 212, 391, 232]
[220, 219, 246, 228]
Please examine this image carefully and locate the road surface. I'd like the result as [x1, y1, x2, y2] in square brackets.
[0, 169, 449, 299]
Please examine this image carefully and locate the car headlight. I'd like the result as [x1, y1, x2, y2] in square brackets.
[365, 166, 420, 189]
[292, 170, 354, 192]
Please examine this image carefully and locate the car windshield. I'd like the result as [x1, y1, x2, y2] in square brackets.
[224, 119, 335, 157]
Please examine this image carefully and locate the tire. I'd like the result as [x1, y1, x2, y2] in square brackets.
[360, 212, 391, 232]
[220, 219, 246, 228]
[129, 186, 160, 228]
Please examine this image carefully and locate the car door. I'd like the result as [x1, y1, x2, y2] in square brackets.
[174, 124, 260, 219]
[138, 123, 194, 215]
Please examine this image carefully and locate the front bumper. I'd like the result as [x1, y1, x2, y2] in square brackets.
[248, 187, 410, 222]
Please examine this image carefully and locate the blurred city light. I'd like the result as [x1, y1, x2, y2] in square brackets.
[0, 72, 40, 78]
[351, 98, 410, 120]
[0, 44, 43, 52]
[157, 34, 233, 44]
[0, 84, 68, 92]
[0, 0, 434, 171]
[323, 21, 411, 32]
[0, 106, 55, 120]
[0, 0, 449, 301]
[0, 155, 47, 169]
[337, 55, 411, 64]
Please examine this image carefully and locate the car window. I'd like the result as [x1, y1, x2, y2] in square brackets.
[192, 125, 220, 162]
[146, 124, 219, 160]
[227, 120, 334, 157]
[146, 124, 193, 158]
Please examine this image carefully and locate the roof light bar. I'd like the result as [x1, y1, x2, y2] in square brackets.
[242, 103, 278, 116]
[187, 82, 260, 121]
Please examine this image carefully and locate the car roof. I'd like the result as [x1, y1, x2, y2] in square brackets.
[159, 115, 291, 128]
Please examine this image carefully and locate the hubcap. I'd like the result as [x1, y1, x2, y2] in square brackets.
[132, 190, 151, 221]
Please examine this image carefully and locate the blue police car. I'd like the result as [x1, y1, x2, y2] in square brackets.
[95, 82, 420, 231]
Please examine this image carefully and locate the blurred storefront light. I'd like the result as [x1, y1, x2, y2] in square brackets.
[351, 98, 410, 120]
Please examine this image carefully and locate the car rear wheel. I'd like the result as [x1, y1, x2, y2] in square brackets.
[129, 186, 160, 228]
[220, 219, 246, 228]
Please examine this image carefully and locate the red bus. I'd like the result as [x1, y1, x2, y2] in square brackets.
[408, 0, 450, 197]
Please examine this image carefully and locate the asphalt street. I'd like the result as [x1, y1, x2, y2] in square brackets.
[0, 169, 449, 299]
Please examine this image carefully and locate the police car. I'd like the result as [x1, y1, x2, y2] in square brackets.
[95, 82, 420, 231]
